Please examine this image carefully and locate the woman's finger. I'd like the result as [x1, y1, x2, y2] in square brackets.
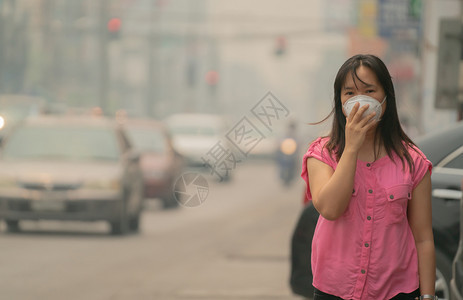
[351, 104, 369, 123]
[358, 111, 377, 127]
[347, 102, 360, 121]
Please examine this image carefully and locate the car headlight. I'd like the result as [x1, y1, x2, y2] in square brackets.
[83, 179, 120, 191]
[280, 138, 297, 155]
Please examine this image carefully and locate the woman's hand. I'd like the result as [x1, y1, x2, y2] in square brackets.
[344, 102, 378, 153]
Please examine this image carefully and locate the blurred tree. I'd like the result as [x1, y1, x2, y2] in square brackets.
[409, 0, 422, 19]
[0, 0, 29, 93]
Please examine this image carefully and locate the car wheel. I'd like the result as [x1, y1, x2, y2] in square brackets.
[110, 196, 129, 235]
[129, 214, 140, 232]
[162, 194, 179, 209]
[5, 220, 20, 233]
[221, 173, 231, 183]
[435, 248, 452, 300]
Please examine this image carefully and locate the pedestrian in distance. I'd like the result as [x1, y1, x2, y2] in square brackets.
[301, 54, 437, 300]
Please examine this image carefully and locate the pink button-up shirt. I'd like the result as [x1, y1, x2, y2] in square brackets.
[301, 137, 432, 300]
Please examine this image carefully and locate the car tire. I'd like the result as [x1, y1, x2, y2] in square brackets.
[129, 214, 140, 232]
[110, 196, 129, 236]
[162, 194, 179, 209]
[5, 220, 20, 233]
[435, 248, 452, 300]
[221, 173, 232, 183]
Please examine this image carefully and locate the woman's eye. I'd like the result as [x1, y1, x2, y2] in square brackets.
[366, 90, 375, 93]
[345, 91, 353, 95]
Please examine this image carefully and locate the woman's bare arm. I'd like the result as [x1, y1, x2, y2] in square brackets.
[408, 171, 435, 296]
[307, 103, 377, 220]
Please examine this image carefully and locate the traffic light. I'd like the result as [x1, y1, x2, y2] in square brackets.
[205, 70, 219, 86]
[275, 36, 287, 56]
[205, 70, 219, 95]
[107, 18, 121, 40]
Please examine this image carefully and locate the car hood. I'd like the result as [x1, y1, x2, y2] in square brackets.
[0, 160, 123, 184]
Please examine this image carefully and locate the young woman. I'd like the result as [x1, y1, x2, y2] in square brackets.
[301, 54, 436, 300]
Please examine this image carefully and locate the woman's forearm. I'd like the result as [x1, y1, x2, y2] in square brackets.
[416, 240, 436, 295]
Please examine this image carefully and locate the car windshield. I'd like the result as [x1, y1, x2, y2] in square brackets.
[169, 126, 218, 136]
[2, 125, 120, 161]
[126, 127, 166, 153]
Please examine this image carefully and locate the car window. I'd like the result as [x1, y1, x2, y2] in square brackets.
[126, 127, 167, 153]
[2, 125, 120, 161]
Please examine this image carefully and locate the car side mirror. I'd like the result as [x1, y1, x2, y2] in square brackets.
[127, 151, 140, 163]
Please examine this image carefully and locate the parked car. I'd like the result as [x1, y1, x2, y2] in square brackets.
[290, 121, 463, 299]
[123, 119, 184, 209]
[0, 115, 144, 235]
[450, 180, 463, 300]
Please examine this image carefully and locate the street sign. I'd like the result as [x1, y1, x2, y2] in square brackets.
[377, 0, 421, 39]
[435, 18, 462, 109]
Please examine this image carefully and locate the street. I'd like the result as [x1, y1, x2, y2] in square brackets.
[0, 160, 307, 300]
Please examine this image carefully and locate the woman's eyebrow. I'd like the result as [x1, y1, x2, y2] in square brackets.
[344, 83, 376, 90]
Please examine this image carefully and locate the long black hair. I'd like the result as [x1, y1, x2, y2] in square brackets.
[323, 54, 416, 172]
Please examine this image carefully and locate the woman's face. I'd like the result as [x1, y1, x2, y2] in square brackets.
[340, 65, 386, 118]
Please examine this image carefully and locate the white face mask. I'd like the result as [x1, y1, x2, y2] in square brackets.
[342, 95, 386, 122]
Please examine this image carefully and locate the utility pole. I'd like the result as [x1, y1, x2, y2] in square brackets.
[0, 0, 5, 92]
[99, 0, 109, 115]
[146, 2, 156, 118]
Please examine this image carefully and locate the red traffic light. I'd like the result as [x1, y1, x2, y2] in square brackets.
[205, 70, 219, 86]
[107, 18, 121, 33]
[275, 35, 287, 56]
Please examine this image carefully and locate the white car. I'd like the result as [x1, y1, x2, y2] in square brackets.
[165, 113, 229, 167]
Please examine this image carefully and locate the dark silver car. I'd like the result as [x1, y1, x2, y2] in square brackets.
[0, 115, 144, 235]
[416, 121, 463, 299]
[451, 180, 463, 300]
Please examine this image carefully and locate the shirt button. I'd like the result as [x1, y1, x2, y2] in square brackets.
[366, 163, 371, 167]
[367, 216, 371, 220]
[365, 243, 369, 247]
[368, 189, 373, 193]
[361, 269, 366, 274]
[389, 195, 394, 199]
